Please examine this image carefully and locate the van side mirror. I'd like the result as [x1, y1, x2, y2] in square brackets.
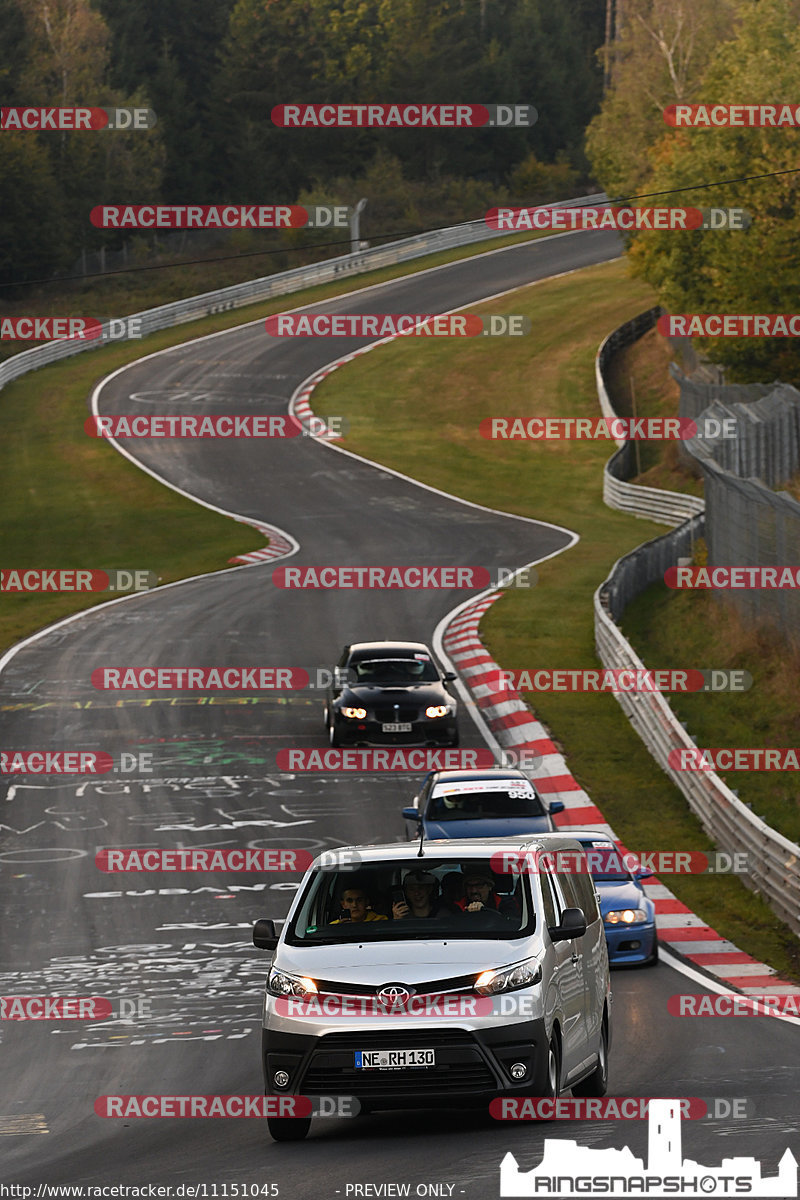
[549, 907, 586, 942]
[253, 918, 278, 950]
[443, 672, 457, 681]
[402, 807, 421, 822]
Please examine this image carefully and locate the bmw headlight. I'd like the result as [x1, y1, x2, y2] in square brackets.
[605, 908, 648, 925]
[425, 705, 452, 718]
[341, 707, 367, 719]
[267, 968, 318, 997]
[474, 959, 542, 995]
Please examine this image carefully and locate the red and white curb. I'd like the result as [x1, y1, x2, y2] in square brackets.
[443, 592, 798, 996]
[290, 348, 374, 436]
[228, 521, 296, 566]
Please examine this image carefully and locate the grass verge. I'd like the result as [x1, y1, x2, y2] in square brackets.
[313, 255, 800, 982]
[0, 227, 551, 654]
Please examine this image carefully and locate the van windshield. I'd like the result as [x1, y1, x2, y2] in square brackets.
[286, 858, 534, 944]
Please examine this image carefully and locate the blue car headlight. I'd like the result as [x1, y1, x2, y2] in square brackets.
[605, 908, 648, 925]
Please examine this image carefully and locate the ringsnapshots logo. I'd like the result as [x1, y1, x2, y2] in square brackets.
[669, 747, 800, 771]
[666, 565, 800, 589]
[1, 568, 156, 593]
[271, 565, 536, 589]
[1, 106, 156, 130]
[95, 848, 313, 872]
[90, 205, 348, 229]
[498, 1098, 798, 1197]
[271, 103, 537, 128]
[486, 205, 748, 232]
[664, 102, 800, 127]
[483, 668, 752, 693]
[265, 313, 530, 337]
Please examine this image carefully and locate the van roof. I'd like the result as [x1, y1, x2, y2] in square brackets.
[313, 834, 585, 866]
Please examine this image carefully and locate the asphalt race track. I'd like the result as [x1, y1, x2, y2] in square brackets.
[2, 229, 799, 1195]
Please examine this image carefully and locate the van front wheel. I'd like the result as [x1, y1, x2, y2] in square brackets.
[572, 1021, 608, 1098]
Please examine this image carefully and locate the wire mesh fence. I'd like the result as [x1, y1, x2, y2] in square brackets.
[678, 376, 800, 647]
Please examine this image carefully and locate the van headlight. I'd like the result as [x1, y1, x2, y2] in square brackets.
[267, 967, 318, 997]
[474, 959, 542, 995]
[605, 908, 648, 925]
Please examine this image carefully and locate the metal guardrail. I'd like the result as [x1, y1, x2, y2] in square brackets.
[596, 306, 705, 525]
[0, 192, 606, 392]
[594, 313, 800, 936]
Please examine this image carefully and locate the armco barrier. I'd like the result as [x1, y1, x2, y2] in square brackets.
[596, 306, 705, 525]
[594, 314, 800, 935]
[0, 193, 605, 393]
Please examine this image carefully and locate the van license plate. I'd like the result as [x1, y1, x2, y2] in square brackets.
[382, 722, 412, 732]
[355, 1048, 435, 1069]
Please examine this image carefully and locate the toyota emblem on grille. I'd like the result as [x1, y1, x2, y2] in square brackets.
[377, 984, 413, 1006]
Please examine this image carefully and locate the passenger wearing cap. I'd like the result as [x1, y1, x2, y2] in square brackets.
[392, 870, 453, 919]
[456, 867, 517, 916]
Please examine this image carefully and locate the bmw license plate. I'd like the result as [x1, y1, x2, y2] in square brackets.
[382, 722, 412, 732]
[355, 1048, 435, 1069]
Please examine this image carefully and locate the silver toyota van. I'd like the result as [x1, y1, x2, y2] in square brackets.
[253, 836, 611, 1141]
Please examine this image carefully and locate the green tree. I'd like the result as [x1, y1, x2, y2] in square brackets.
[629, 0, 800, 382]
[585, 0, 739, 198]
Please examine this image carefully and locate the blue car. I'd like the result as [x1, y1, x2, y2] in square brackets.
[568, 830, 658, 967]
[402, 768, 564, 841]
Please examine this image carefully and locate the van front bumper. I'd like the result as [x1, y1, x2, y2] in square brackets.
[262, 1020, 550, 1109]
